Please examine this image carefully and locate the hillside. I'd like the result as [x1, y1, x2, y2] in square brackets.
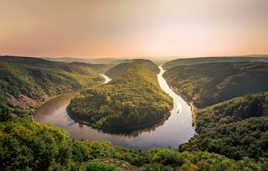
[1, 57, 268, 170]
[67, 60, 173, 134]
[43, 56, 130, 65]
[163, 62, 268, 108]
[1, 110, 267, 170]
[163, 57, 268, 70]
[180, 91, 268, 160]
[163, 60, 268, 161]
[0, 56, 105, 116]
[105, 59, 159, 79]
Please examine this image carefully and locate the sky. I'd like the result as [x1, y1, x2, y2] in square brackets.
[1, 0, 268, 58]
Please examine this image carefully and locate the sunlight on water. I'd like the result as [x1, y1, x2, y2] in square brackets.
[100, 74, 112, 84]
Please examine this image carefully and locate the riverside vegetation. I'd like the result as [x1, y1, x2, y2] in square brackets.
[0, 56, 268, 170]
[1, 110, 267, 170]
[180, 91, 268, 160]
[67, 60, 173, 134]
[163, 62, 268, 108]
[163, 59, 268, 168]
[0, 56, 106, 116]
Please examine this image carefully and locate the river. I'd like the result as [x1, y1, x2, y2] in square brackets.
[34, 65, 195, 150]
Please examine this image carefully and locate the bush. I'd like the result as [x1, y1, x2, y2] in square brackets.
[86, 162, 118, 171]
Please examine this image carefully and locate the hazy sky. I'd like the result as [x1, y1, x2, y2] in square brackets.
[1, 0, 268, 58]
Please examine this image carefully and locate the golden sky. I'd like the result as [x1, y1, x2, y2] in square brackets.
[1, 0, 268, 58]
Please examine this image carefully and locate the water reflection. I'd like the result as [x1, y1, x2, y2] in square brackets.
[35, 68, 195, 150]
[122, 118, 167, 137]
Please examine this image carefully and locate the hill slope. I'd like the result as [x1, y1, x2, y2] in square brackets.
[0, 56, 105, 116]
[180, 92, 268, 160]
[105, 59, 159, 79]
[163, 60, 268, 160]
[163, 57, 268, 70]
[1, 57, 268, 170]
[163, 62, 268, 108]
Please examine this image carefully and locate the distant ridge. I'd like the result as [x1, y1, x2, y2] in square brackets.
[42, 57, 130, 64]
[245, 54, 268, 57]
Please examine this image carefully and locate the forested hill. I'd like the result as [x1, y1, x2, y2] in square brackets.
[163, 56, 268, 70]
[105, 59, 158, 79]
[1, 57, 268, 170]
[0, 56, 105, 116]
[67, 59, 173, 134]
[180, 91, 268, 160]
[163, 59, 268, 162]
[163, 62, 268, 108]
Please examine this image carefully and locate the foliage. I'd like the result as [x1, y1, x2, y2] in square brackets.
[0, 108, 11, 122]
[143, 163, 175, 170]
[1, 57, 268, 170]
[163, 57, 268, 70]
[180, 92, 268, 160]
[0, 93, 31, 118]
[105, 59, 159, 79]
[196, 91, 268, 131]
[164, 61, 268, 161]
[0, 56, 104, 99]
[0, 56, 105, 115]
[68, 59, 173, 134]
[163, 62, 268, 108]
[0, 117, 73, 170]
[0, 110, 267, 170]
[0, 94, 13, 121]
[85, 162, 119, 171]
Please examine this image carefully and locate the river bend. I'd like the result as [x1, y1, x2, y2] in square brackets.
[35, 66, 195, 149]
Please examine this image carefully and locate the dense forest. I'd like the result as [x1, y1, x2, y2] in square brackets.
[163, 62, 268, 108]
[163, 58, 268, 168]
[68, 60, 173, 134]
[0, 56, 105, 116]
[180, 92, 268, 159]
[1, 56, 268, 170]
[105, 59, 159, 79]
[1, 110, 268, 170]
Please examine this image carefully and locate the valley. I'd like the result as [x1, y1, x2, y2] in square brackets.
[35, 62, 195, 149]
[2, 1, 268, 169]
[1, 56, 268, 170]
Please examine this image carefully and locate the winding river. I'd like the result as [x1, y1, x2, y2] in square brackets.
[34, 65, 195, 150]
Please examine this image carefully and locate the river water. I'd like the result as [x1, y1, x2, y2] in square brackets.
[34, 65, 195, 150]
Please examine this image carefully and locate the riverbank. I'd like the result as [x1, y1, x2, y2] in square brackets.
[189, 102, 197, 128]
[8, 92, 61, 118]
[34, 74, 110, 118]
[162, 87, 198, 129]
[160, 65, 197, 130]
